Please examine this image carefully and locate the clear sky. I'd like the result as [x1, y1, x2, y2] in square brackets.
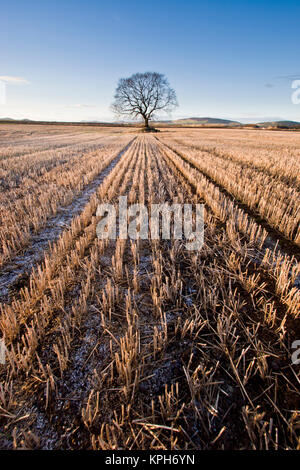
[1, 0, 300, 122]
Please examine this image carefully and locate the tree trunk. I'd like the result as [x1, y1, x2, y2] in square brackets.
[144, 117, 149, 129]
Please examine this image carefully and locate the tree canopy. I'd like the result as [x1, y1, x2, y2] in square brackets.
[111, 72, 178, 128]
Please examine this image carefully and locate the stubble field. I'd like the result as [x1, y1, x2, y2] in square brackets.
[0, 124, 299, 450]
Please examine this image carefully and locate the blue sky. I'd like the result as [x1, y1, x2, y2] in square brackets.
[1, 0, 300, 122]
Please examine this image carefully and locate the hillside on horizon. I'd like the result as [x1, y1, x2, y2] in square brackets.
[170, 117, 241, 125]
[256, 120, 300, 129]
[1, 116, 300, 128]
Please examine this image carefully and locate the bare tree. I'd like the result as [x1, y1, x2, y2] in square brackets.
[111, 72, 178, 129]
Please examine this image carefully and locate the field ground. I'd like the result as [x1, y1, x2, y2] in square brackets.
[0, 124, 299, 450]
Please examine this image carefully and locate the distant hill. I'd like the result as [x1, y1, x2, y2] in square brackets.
[257, 120, 300, 129]
[153, 117, 241, 126]
[0, 117, 34, 122]
[1, 117, 299, 129]
[173, 117, 241, 125]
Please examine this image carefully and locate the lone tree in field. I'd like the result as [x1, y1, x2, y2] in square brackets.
[112, 72, 178, 130]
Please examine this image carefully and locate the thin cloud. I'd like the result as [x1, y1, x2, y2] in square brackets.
[276, 74, 300, 81]
[67, 104, 96, 108]
[0, 76, 30, 84]
[265, 83, 275, 88]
